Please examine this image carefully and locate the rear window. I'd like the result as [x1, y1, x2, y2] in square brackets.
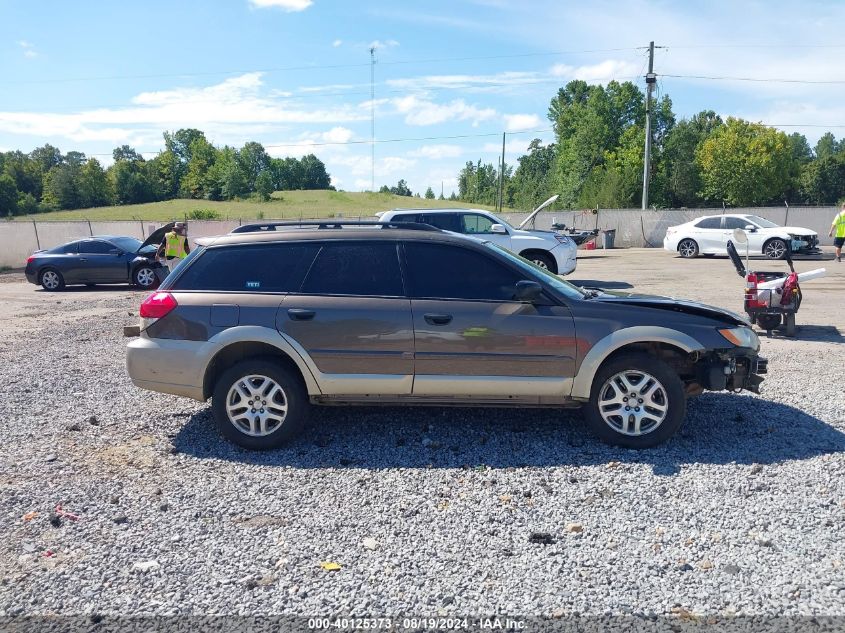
[695, 217, 722, 229]
[300, 242, 403, 296]
[172, 243, 319, 292]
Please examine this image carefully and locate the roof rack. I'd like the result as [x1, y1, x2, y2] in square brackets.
[231, 220, 440, 234]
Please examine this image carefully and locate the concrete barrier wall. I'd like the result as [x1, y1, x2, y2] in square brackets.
[1, 206, 839, 268]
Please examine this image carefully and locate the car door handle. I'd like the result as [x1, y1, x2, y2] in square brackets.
[287, 308, 316, 321]
[79, 258, 87, 262]
[424, 313, 453, 326]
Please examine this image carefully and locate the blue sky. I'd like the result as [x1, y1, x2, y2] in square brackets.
[1, 0, 844, 195]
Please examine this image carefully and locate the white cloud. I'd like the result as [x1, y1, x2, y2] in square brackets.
[408, 144, 464, 159]
[387, 71, 538, 94]
[18, 40, 38, 58]
[369, 39, 399, 50]
[0, 73, 369, 146]
[392, 95, 497, 126]
[332, 39, 343, 47]
[503, 113, 541, 132]
[248, 0, 313, 11]
[321, 126, 354, 143]
[550, 59, 641, 83]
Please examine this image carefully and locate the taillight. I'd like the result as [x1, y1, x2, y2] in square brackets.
[139, 292, 177, 319]
[26, 255, 35, 264]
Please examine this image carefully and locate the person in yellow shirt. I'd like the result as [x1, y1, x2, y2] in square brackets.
[156, 222, 191, 273]
[829, 203, 845, 263]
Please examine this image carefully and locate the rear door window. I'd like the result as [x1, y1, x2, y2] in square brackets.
[300, 242, 403, 296]
[419, 213, 461, 232]
[390, 213, 420, 223]
[403, 242, 522, 301]
[695, 217, 723, 229]
[172, 243, 319, 292]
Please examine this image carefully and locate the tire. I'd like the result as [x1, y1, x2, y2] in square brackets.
[133, 265, 158, 289]
[763, 238, 788, 260]
[39, 268, 65, 291]
[677, 239, 699, 258]
[756, 314, 781, 332]
[211, 359, 310, 450]
[583, 353, 686, 449]
[524, 251, 557, 273]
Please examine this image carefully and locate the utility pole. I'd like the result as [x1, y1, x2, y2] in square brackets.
[641, 41, 656, 210]
[497, 132, 506, 213]
[370, 46, 376, 192]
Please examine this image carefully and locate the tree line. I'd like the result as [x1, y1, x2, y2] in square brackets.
[0, 128, 333, 216]
[456, 79, 845, 210]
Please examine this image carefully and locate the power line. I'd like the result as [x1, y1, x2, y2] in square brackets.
[660, 73, 845, 84]
[4, 47, 645, 86]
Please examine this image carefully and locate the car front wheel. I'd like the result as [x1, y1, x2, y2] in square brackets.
[133, 265, 158, 289]
[584, 353, 685, 448]
[764, 238, 788, 260]
[212, 359, 309, 450]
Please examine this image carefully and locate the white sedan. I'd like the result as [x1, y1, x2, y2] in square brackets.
[664, 214, 820, 259]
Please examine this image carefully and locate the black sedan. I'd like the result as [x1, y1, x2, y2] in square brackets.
[24, 223, 172, 291]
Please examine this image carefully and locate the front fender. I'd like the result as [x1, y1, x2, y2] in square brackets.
[570, 326, 705, 400]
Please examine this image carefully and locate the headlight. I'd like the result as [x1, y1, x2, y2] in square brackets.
[554, 234, 571, 244]
[718, 326, 759, 350]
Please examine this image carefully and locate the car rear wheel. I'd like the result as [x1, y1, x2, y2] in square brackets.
[678, 239, 699, 258]
[764, 238, 788, 260]
[584, 353, 685, 449]
[39, 269, 65, 291]
[212, 359, 309, 450]
[133, 265, 158, 289]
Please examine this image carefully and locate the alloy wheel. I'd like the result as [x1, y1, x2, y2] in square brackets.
[136, 267, 156, 287]
[42, 271, 60, 290]
[678, 240, 697, 258]
[764, 240, 787, 259]
[532, 258, 549, 270]
[225, 374, 288, 437]
[597, 370, 669, 436]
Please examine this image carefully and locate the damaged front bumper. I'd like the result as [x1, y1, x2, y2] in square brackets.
[693, 349, 767, 395]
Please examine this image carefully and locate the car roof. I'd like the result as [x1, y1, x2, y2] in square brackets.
[196, 227, 483, 248]
[386, 208, 493, 215]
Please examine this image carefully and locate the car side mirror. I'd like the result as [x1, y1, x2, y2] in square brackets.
[490, 223, 507, 235]
[745, 225, 757, 232]
[514, 280, 543, 302]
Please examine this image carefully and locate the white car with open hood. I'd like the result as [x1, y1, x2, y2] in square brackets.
[378, 196, 577, 275]
[664, 213, 820, 259]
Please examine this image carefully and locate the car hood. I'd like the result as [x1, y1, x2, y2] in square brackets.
[592, 291, 750, 326]
[777, 226, 816, 236]
[137, 222, 175, 252]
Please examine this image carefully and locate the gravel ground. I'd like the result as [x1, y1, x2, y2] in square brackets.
[0, 248, 844, 621]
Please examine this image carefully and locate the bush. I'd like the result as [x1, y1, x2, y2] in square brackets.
[187, 208, 220, 220]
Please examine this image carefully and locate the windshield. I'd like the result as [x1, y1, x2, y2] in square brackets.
[745, 215, 779, 229]
[484, 242, 588, 300]
[487, 213, 515, 230]
[109, 237, 143, 252]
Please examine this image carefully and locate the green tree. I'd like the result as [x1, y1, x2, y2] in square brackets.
[255, 170, 273, 201]
[2, 151, 43, 199]
[799, 155, 845, 203]
[696, 118, 796, 206]
[661, 110, 723, 207]
[17, 191, 38, 215]
[424, 186, 435, 199]
[0, 173, 19, 216]
[78, 159, 113, 208]
[181, 137, 218, 198]
[110, 148, 155, 205]
[814, 132, 841, 160]
[42, 164, 81, 210]
[30, 144, 63, 174]
[299, 154, 332, 189]
[208, 147, 247, 200]
[389, 179, 412, 196]
[507, 139, 556, 210]
[237, 142, 271, 192]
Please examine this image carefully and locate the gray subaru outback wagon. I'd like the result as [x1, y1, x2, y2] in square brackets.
[126, 221, 766, 450]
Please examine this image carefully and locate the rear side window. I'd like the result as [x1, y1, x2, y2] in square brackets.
[78, 240, 113, 254]
[403, 242, 522, 301]
[695, 217, 722, 229]
[172, 243, 319, 292]
[53, 242, 79, 254]
[419, 213, 461, 232]
[300, 242, 403, 296]
[390, 213, 420, 223]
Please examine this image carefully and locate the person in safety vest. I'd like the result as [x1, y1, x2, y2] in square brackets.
[829, 202, 845, 263]
[156, 222, 191, 273]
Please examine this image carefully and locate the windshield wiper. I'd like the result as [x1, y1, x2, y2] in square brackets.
[582, 288, 601, 299]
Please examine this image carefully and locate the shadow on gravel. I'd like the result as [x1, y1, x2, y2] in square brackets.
[758, 325, 843, 344]
[35, 285, 136, 293]
[173, 393, 845, 475]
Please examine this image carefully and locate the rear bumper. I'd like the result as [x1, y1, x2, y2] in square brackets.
[126, 335, 209, 401]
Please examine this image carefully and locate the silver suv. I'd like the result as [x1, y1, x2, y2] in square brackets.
[126, 221, 766, 450]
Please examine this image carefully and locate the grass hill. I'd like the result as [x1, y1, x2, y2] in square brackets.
[15, 190, 503, 222]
